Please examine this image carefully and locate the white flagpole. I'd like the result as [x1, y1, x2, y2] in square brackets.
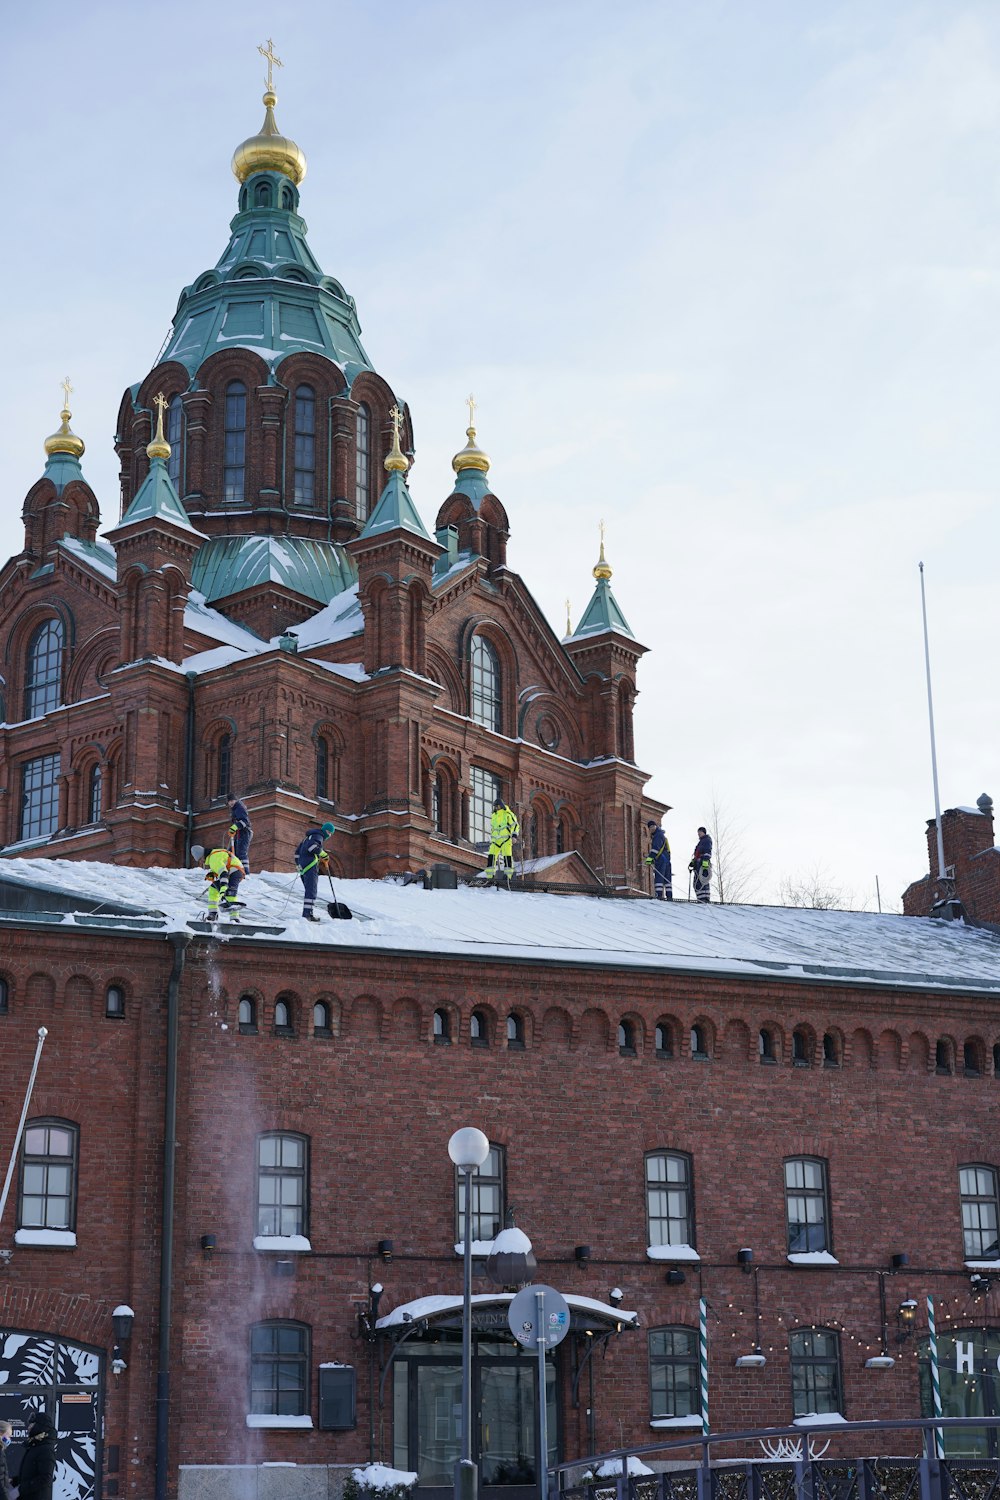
[919, 563, 948, 887]
[0, 1027, 49, 1235]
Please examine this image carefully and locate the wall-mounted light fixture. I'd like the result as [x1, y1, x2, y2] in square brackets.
[608, 1288, 623, 1305]
[970, 1272, 994, 1299]
[665, 1268, 686, 1286]
[735, 1351, 766, 1369]
[865, 1354, 896, 1370]
[737, 1248, 753, 1272]
[111, 1305, 134, 1383]
[200, 1234, 217, 1260]
[897, 1298, 918, 1343]
[890, 1253, 909, 1270]
[575, 1245, 591, 1265]
[377, 1239, 394, 1263]
[274, 1259, 294, 1278]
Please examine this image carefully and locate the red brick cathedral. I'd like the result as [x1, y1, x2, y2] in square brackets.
[0, 82, 662, 880]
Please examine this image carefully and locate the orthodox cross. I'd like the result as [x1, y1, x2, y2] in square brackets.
[466, 393, 476, 430]
[61, 376, 73, 411]
[565, 598, 572, 634]
[599, 518, 606, 548]
[389, 404, 402, 442]
[153, 392, 169, 422]
[258, 38, 283, 91]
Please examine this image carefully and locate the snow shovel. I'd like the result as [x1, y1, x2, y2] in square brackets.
[326, 872, 352, 921]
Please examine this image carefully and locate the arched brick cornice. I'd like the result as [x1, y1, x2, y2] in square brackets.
[478, 494, 509, 532]
[273, 350, 349, 400]
[426, 647, 463, 712]
[458, 617, 518, 733]
[202, 715, 238, 748]
[137, 360, 191, 410]
[435, 493, 475, 532]
[66, 628, 117, 703]
[518, 693, 582, 760]
[195, 347, 271, 390]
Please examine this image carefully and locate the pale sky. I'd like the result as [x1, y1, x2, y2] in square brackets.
[5, 1, 1000, 909]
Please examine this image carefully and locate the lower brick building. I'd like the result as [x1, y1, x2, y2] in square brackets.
[2, 857, 999, 1500]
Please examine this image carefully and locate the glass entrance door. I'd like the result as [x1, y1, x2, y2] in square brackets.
[479, 1360, 537, 1491]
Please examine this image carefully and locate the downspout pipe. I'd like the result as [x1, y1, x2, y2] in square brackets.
[183, 672, 197, 865]
[155, 930, 191, 1500]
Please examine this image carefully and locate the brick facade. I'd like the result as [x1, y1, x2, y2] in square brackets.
[2, 908, 999, 1495]
[903, 797, 1000, 923]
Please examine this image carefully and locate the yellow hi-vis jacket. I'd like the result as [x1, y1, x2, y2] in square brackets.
[488, 805, 520, 861]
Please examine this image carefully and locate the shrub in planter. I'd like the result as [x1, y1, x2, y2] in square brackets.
[344, 1462, 419, 1500]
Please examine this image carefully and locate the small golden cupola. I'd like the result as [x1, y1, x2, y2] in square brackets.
[44, 378, 85, 459]
[231, 39, 307, 187]
[451, 394, 490, 475]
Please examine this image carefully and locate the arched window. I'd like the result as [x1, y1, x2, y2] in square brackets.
[105, 985, 125, 1019]
[433, 1009, 451, 1045]
[994, 1042, 1000, 1077]
[649, 1327, 700, 1422]
[313, 1001, 332, 1036]
[257, 1135, 308, 1238]
[432, 774, 444, 833]
[25, 619, 64, 717]
[223, 382, 247, 502]
[690, 1025, 708, 1060]
[217, 733, 232, 799]
[281, 185, 294, 211]
[293, 385, 316, 504]
[792, 1028, 811, 1067]
[964, 1040, 982, 1077]
[253, 182, 272, 209]
[936, 1039, 953, 1075]
[555, 817, 566, 854]
[18, 1120, 78, 1235]
[790, 1328, 842, 1417]
[655, 1022, 673, 1058]
[316, 738, 329, 800]
[645, 1152, 694, 1251]
[618, 1020, 636, 1057]
[959, 1165, 1000, 1260]
[86, 764, 103, 824]
[355, 403, 371, 519]
[506, 1013, 525, 1050]
[274, 999, 293, 1035]
[0, 978, 8, 1014]
[759, 1028, 777, 1064]
[166, 395, 184, 488]
[785, 1157, 830, 1254]
[250, 1321, 310, 1417]
[238, 995, 258, 1033]
[470, 1010, 489, 1048]
[528, 813, 539, 859]
[823, 1032, 840, 1068]
[20, 753, 60, 842]
[470, 636, 501, 732]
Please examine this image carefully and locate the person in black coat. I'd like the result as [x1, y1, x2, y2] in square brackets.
[227, 795, 253, 872]
[645, 820, 673, 900]
[16, 1413, 57, 1500]
[295, 821, 335, 922]
[689, 826, 713, 903]
[0, 1420, 15, 1500]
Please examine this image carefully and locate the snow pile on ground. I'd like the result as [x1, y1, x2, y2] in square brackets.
[350, 1463, 417, 1492]
[593, 1457, 655, 1477]
[1, 857, 999, 991]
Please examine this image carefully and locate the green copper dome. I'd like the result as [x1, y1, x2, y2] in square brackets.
[158, 171, 373, 383]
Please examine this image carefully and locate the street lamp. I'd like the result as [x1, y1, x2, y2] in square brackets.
[448, 1127, 490, 1500]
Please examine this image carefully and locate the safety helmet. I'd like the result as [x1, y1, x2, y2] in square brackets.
[321, 822, 335, 837]
[190, 844, 205, 863]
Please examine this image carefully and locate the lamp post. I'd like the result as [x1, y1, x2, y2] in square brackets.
[448, 1127, 490, 1500]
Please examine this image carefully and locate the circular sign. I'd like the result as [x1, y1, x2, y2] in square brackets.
[508, 1284, 571, 1349]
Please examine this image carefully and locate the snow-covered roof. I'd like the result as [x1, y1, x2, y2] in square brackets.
[375, 1292, 637, 1330]
[289, 583, 363, 648]
[1, 859, 1000, 993]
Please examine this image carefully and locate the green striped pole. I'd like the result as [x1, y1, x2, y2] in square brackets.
[699, 1297, 709, 1437]
[926, 1295, 943, 1459]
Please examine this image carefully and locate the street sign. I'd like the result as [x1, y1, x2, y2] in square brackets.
[508, 1284, 570, 1350]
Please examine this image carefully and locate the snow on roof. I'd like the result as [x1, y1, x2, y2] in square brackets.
[290, 583, 363, 648]
[183, 590, 266, 652]
[1, 859, 1000, 993]
[375, 1292, 637, 1330]
[58, 536, 117, 581]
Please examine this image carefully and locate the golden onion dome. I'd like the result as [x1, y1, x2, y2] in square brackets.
[592, 536, 613, 581]
[384, 404, 409, 473]
[44, 382, 85, 459]
[452, 424, 490, 475]
[146, 393, 171, 462]
[232, 90, 307, 186]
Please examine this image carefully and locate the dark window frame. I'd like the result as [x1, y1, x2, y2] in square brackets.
[249, 1319, 310, 1416]
[19, 752, 60, 842]
[238, 995, 259, 1035]
[690, 1024, 709, 1060]
[256, 1132, 309, 1240]
[654, 1022, 674, 1059]
[313, 1001, 332, 1038]
[789, 1327, 843, 1417]
[454, 1142, 506, 1247]
[823, 1033, 840, 1068]
[105, 985, 125, 1020]
[469, 766, 502, 847]
[648, 1326, 701, 1421]
[25, 619, 64, 719]
[216, 733, 232, 800]
[506, 1012, 525, 1050]
[433, 1008, 451, 1045]
[86, 763, 103, 825]
[792, 1029, 812, 1067]
[293, 384, 316, 505]
[470, 636, 502, 733]
[618, 1020, 637, 1057]
[18, 1118, 79, 1233]
[645, 1149, 695, 1251]
[470, 1010, 489, 1048]
[166, 394, 185, 490]
[759, 1028, 778, 1064]
[273, 998, 294, 1037]
[959, 1163, 1000, 1261]
[0, 978, 8, 1014]
[223, 381, 247, 503]
[355, 403, 371, 520]
[784, 1156, 831, 1255]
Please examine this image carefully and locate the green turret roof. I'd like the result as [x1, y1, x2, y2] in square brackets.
[42, 450, 86, 496]
[118, 457, 201, 535]
[568, 576, 634, 641]
[158, 171, 373, 383]
[360, 469, 432, 542]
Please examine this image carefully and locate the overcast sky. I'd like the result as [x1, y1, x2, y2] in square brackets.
[6, 1, 1000, 908]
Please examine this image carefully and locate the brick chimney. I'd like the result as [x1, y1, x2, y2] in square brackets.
[902, 794, 1000, 921]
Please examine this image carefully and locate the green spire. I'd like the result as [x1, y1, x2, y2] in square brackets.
[359, 469, 431, 542]
[567, 527, 634, 640]
[116, 399, 201, 535]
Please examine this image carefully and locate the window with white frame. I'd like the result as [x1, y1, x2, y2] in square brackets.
[257, 1133, 308, 1239]
[646, 1151, 694, 1254]
[960, 1165, 1000, 1261]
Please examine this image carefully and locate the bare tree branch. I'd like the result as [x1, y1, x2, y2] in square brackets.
[708, 795, 763, 905]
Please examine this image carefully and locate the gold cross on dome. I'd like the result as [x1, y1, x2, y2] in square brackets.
[565, 598, 572, 634]
[389, 403, 402, 441]
[61, 376, 73, 411]
[153, 391, 169, 420]
[466, 392, 477, 430]
[258, 37, 283, 92]
[599, 518, 606, 547]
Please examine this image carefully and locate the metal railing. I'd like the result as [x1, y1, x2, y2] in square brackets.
[551, 1416, 1000, 1500]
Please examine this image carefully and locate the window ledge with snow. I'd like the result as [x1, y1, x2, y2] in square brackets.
[794, 1413, 846, 1427]
[253, 1235, 312, 1253]
[454, 1241, 496, 1257]
[15, 1228, 76, 1248]
[650, 1415, 704, 1429]
[787, 1252, 838, 1266]
[646, 1244, 700, 1262]
[965, 1260, 1000, 1270]
[245, 1414, 314, 1429]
